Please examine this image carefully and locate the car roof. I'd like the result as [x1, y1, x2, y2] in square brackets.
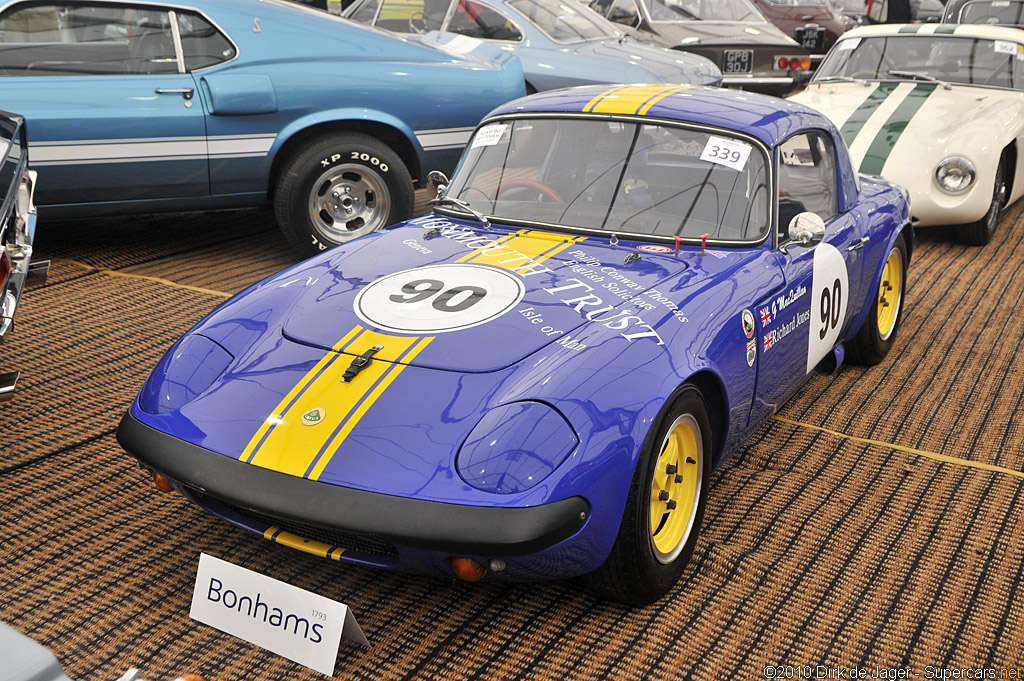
[840, 21, 1024, 41]
[487, 84, 837, 149]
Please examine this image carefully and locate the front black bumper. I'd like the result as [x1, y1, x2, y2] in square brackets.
[117, 410, 589, 557]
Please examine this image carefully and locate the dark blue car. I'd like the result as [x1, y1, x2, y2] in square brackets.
[0, 0, 525, 254]
[118, 85, 912, 604]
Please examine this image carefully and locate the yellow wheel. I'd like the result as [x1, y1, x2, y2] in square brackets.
[876, 245, 902, 341]
[649, 414, 703, 564]
[848, 234, 908, 365]
[586, 386, 711, 605]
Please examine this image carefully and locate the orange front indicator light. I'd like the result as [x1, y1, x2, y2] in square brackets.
[152, 471, 175, 492]
[450, 557, 487, 582]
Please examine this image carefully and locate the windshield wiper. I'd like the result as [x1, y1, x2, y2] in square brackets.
[429, 195, 491, 228]
[815, 75, 865, 83]
[887, 69, 951, 89]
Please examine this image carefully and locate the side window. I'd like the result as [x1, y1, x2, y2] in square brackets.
[349, 0, 381, 24]
[448, 0, 523, 40]
[589, 0, 615, 18]
[607, 0, 640, 27]
[373, 0, 447, 33]
[777, 131, 839, 238]
[0, 4, 175, 75]
[177, 11, 235, 71]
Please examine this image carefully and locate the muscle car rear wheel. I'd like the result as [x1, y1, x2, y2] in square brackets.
[585, 386, 711, 605]
[274, 132, 414, 256]
[847, 234, 907, 365]
[955, 160, 1006, 246]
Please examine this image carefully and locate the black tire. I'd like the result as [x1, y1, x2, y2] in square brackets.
[585, 386, 712, 605]
[847, 233, 908, 365]
[955, 160, 1006, 246]
[273, 132, 414, 257]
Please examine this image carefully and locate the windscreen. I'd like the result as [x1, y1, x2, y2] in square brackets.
[815, 35, 1024, 90]
[443, 118, 771, 242]
[957, 0, 1024, 27]
[646, 0, 765, 22]
[508, 0, 616, 41]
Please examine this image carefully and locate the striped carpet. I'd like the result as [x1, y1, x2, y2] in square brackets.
[0, 198, 1022, 680]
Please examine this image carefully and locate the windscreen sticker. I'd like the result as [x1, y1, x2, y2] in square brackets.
[807, 243, 849, 373]
[470, 124, 509, 149]
[700, 136, 752, 172]
[995, 40, 1018, 55]
[353, 264, 525, 334]
[838, 37, 861, 51]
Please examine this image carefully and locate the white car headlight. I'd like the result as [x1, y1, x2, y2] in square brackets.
[935, 157, 976, 194]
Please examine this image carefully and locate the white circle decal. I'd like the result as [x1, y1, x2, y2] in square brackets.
[353, 264, 526, 334]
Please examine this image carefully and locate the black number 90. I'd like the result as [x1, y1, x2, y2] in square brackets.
[389, 278, 487, 313]
[819, 278, 842, 340]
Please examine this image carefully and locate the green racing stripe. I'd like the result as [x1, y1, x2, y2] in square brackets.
[859, 83, 938, 176]
[840, 82, 899, 148]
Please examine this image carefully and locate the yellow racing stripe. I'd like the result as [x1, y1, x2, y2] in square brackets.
[583, 85, 631, 112]
[637, 85, 695, 115]
[239, 325, 364, 464]
[459, 229, 587, 271]
[244, 330, 432, 478]
[590, 85, 688, 115]
[263, 526, 344, 560]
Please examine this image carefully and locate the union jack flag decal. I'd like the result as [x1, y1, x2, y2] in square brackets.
[760, 306, 771, 327]
[763, 334, 773, 352]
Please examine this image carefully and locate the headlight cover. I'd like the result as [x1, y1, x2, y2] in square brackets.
[936, 157, 976, 194]
[457, 401, 579, 495]
[139, 334, 233, 414]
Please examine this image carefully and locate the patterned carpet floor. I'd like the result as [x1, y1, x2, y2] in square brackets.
[1, 197, 1022, 680]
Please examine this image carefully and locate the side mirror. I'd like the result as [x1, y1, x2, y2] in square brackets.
[428, 170, 449, 198]
[787, 212, 826, 247]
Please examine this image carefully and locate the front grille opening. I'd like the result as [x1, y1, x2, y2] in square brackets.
[219, 499, 399, 559]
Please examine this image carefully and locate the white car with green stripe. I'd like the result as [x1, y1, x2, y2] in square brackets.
[790, 23, 1024, 245]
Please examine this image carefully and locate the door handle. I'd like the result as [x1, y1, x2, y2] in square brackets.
[155, 88, 193, 100]
[847, 236, 870, 252]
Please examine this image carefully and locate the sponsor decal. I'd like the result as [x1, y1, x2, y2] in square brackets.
[638, 244, 674, 254]
[403, 238, 432, 255]
[354, 263, 525, 335]
[543, 278, 665, 345]
[301, 408, 326, 426]
[706, 250, 726, 259]
[746, 339, 756, 367]
[742, 309, 755, 339]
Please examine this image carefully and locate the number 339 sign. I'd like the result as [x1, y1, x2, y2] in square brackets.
[354, 264, 526, 334]
[807, 243, 849, 373]
[700, 135, 752, 172]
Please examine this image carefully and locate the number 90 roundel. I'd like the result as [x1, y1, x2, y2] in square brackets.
[353, 264, 526, 334]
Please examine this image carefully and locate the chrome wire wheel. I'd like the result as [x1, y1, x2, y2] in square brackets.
[649, 413, 704, 565]
[307, 163, 391, 243]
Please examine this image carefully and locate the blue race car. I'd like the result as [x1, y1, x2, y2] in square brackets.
[0, 0, 524, 255]
[118, 85, 912, 604]
[341, 0, 722, 92]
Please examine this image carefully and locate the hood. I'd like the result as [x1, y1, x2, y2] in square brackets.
[652, 20, 800, 47]
[280, 217, 691, 373]
[791, 80, 1024, 175]
[572, 37, 722, 84]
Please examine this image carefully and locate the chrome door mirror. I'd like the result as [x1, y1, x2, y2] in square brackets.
[428, 170, 449, 198]
[787, 212, 826, 247]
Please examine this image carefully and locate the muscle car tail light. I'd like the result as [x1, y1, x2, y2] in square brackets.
[152, 471, 175, 492]
[450, 557, 487, 582]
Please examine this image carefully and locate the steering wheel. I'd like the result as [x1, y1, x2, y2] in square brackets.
[495, 178, 564, 202]
[409, 11, 426, 33]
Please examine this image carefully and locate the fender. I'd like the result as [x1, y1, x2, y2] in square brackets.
[845, 222, 913, 341]
[267, 108, 426, 178]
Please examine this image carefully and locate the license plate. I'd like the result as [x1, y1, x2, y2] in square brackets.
[723, 50, 752, 74]
[796, 26, 825, 51]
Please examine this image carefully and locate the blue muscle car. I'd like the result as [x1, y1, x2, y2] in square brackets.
[118, 85, 912, 604]
[0, 0, 525, 255]
[341, 0, 722, 92]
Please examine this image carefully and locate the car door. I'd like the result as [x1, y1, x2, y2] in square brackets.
[753, 130, 868, 412]
[0, 2, 208, 206]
